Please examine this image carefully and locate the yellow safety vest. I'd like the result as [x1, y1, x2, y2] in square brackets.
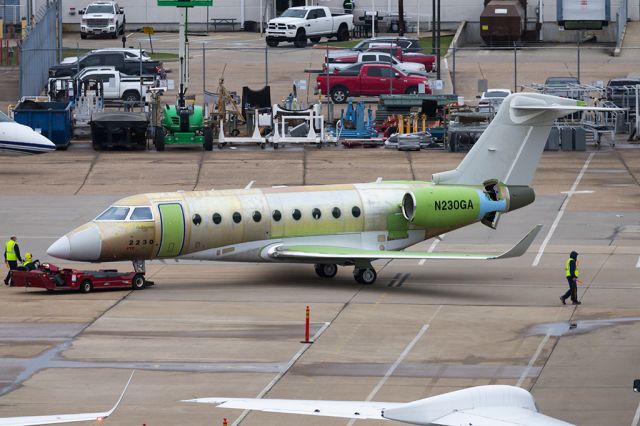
[5, 240, 17, 261]
[22, 260, 31, 267]
[565, 258, 579, 278]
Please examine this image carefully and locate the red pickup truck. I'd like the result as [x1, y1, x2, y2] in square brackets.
[329, 45, 436, 72]
[317, 63, 430, 103]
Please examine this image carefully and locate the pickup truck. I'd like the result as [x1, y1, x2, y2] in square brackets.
[266, 6, 354, 48]
[327, 51, 426, 76]
[49, 51, 162, 79]
[317, 63, 430, 103]
[366, 44, 436, 72]
[48, 66, 156, 102]
[79, 1, 125, 39]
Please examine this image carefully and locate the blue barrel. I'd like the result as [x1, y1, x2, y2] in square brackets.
[13, 101, 72, 148]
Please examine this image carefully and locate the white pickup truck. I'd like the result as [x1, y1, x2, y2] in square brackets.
[266, 6, 354, 48]
[49, 66, 155, 102]
[327, 52, 427, 76]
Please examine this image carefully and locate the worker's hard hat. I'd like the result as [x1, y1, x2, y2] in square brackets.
[25, 253, 32, 261]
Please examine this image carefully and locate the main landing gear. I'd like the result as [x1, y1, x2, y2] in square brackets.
[313, 263, 378, 285]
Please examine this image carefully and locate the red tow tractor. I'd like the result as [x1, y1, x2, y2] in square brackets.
[10, 262, 150, 293]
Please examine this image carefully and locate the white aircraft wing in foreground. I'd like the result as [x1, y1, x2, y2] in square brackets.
[185, 385, 573, 426]
[0, 371, 133, 426]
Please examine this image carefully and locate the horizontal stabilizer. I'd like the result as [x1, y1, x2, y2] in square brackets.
[184, 385, 573, 425]
[268, 225, 542, 262]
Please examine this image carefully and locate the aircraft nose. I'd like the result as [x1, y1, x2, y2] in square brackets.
[47, 224, 102, 261]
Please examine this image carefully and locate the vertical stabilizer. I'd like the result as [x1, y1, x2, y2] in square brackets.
[433, 94, 606, 186]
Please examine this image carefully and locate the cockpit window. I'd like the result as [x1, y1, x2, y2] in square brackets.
[96, 206, 130, 221]
[130, 207, 153, 221]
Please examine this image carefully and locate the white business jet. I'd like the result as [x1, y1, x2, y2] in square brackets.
[0, 111, 56, 155]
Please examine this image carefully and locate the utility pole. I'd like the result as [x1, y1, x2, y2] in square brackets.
[398, 0, 405, 36]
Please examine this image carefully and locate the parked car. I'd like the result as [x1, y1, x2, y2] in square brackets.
[317, 63, 430, 103]
[366, 44, 436, 72]
[79, 1, 125, 39]
[478, 88, 512, 112]
[353, 37, 424, 53]
[327, 51, 426, 76]
[606, 78, 640, 110]
[61, 48, 151, 64]
[49, 51, 162, 79]
[266, 6, 354, 48]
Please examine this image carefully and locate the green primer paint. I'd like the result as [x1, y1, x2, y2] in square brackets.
[410, 186, 480, 228]
[387, 212, 409, 240]
[157, 203, 185, 257]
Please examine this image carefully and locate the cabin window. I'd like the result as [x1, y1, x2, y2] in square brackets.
[192, 214, 202, 225]
[312, 208, 321, 220]
[130, 207, 153, 221]
[253, 211, 262, 223]
[96, 206, 130, 221]
[292, 209, 302, 221]
[233, 212, 242, 223]
[332, 207, 341, 219]
[352, 206, 361, 218]
[212, 213, 222, 224]
[272, 210, 282, 222]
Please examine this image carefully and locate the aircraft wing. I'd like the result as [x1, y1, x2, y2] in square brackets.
[182, 397, 396, 420]
[184, 385, 573, 425]
[0, 371, 133, 426]
[268, 225, 542, 262]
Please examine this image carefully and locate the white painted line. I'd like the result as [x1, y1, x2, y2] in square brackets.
[347, 306, 442, 426]
[560, 190, 594, 195]
[636, 256, 640, 269]
[532, 153, 594, 267]
[126, 32, 135, 38]
[232, 322, 330, 426]
[418, 234, 445, 265]
[516, 329, 551, 388]
[631, 399, 640, 426]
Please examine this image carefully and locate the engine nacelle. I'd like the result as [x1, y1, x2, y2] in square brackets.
[401, 183, 533, 230]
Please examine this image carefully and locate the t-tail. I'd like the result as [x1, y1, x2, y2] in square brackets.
[433, 93, 612, 187]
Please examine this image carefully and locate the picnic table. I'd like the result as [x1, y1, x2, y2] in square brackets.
[210, 18, 239, 31]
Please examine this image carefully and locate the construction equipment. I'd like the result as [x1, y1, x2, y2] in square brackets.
[154, 0, 213, 151]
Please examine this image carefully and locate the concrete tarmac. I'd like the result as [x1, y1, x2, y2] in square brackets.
[0, 145, 640, 426]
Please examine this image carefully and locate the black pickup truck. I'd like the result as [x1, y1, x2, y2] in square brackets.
[49, 51, 163, 79]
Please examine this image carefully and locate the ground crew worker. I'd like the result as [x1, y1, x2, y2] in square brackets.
[22, 253, 37, 271]
[560, 251, 582, 305]
[4, 236, 23, 285]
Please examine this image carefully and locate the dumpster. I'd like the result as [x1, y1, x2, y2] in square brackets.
[90, 111, 148, 150]
[13, 100, 73, 149]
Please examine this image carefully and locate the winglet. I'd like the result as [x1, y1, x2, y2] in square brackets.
[102, 370, 135, 419]
[491, 224, 542, 260]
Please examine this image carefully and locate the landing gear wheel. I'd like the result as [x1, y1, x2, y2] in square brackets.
[314, 263, 338, 278]
[354, 268, 376, 285]
[132, 274, 146, 290]
[80, 279, 93, 293]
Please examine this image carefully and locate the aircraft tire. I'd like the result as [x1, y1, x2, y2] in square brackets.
[354, 268, 376, 285]
[132, 274, 146, 290]
[315, 264, 337, 278]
